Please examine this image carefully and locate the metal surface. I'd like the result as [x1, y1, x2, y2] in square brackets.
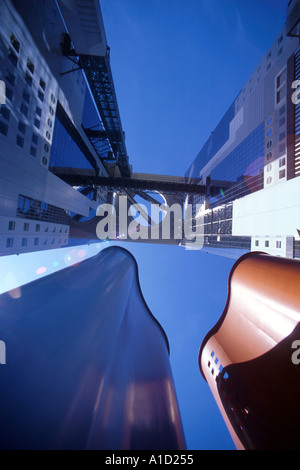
[199, 252, 300, 449]
[0, 246, 186, 450]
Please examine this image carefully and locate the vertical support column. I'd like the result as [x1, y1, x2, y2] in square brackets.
[287, 54, 296, 180]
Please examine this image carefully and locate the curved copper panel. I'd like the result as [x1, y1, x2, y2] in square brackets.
[199, 252, 300, 449]
[0, 246, 186, 450]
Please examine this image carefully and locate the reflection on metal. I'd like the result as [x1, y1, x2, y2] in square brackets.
[0, 246, 186, 450]
[199, 252, 300, 450]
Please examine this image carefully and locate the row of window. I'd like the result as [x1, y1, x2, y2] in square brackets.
[1, 32, 56, 168]
[16, 195, 69, 225]
[207, 350, 227, 380]
[6, 236, 67, 249]
[8, 220, 68, 234]
[9, 33, 48, 94]
[254, 239, 282, 249]
[237, 34, 285, 101]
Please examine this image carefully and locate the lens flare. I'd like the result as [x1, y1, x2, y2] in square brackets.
[8, 287, 21, 299]
[36, 266, 47, 275]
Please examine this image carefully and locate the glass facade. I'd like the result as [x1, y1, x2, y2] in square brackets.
[49, 118, 94, 170]
[211, 123, 265, 185]
[16, 194, 69, 225]
[185, 102, 235, 180]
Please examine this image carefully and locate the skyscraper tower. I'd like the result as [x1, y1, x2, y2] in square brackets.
[0, 0, 130, 257]
[199, 252, 300, 449]
[0, 246, 186, 450]
[185, 0, 300, 260]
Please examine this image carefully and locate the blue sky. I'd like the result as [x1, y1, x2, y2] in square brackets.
[98, 0, 289, 450]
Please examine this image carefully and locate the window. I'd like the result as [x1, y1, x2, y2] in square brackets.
[279, 105, 286, 116]
[20, 102, 28, 117]
[16, 135, 24, 148]
[0, 122, 8, 136]
[279, 169, 286, 179]
[36, 224, 40, 232]
[0, 107, 10, 121]
[32, 133, 38, 145]
[36, 106, 42, 117]
[6, 238, 14, 248]
[265, 240, 269, 247]
[278, 46, 283, 57]
[279, 157, 286, 168]
[23, 222, 29, 231]
[276, 88, 286, 104]
[42, 156, 48, 166]
[30, 145, 37, 157]
[39, 78, 46, 90]
[34, 118, 40, 129]
[279, 116, 285, 127]
[18, 121, 26, 134]
[276, 68, 286, 105]
[25, 72, 32, 86]
[276, 241, 282, 249]
[266, 116, 273, 126]
[27, 58, 34, 74]
[6, 88, 13, 101]
[21, 238, 28, 247]
[277, 70, 286, 89]
[255, 240, 259, 247]
[8, 221, 15, 230]
[279, 131, 286, 141]
[22, 90, 30, 104]
[38, 90, 44, 102]
[278, 34, 283, 45]
[10, 33, 20, 53]
[267, 51, 271, 60]
[266, 151, 272, 161]
[266, 140, 273, 149]
[34, 237, 39, 246]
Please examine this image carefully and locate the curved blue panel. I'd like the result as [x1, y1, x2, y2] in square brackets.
[0, 246, 186, 450]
